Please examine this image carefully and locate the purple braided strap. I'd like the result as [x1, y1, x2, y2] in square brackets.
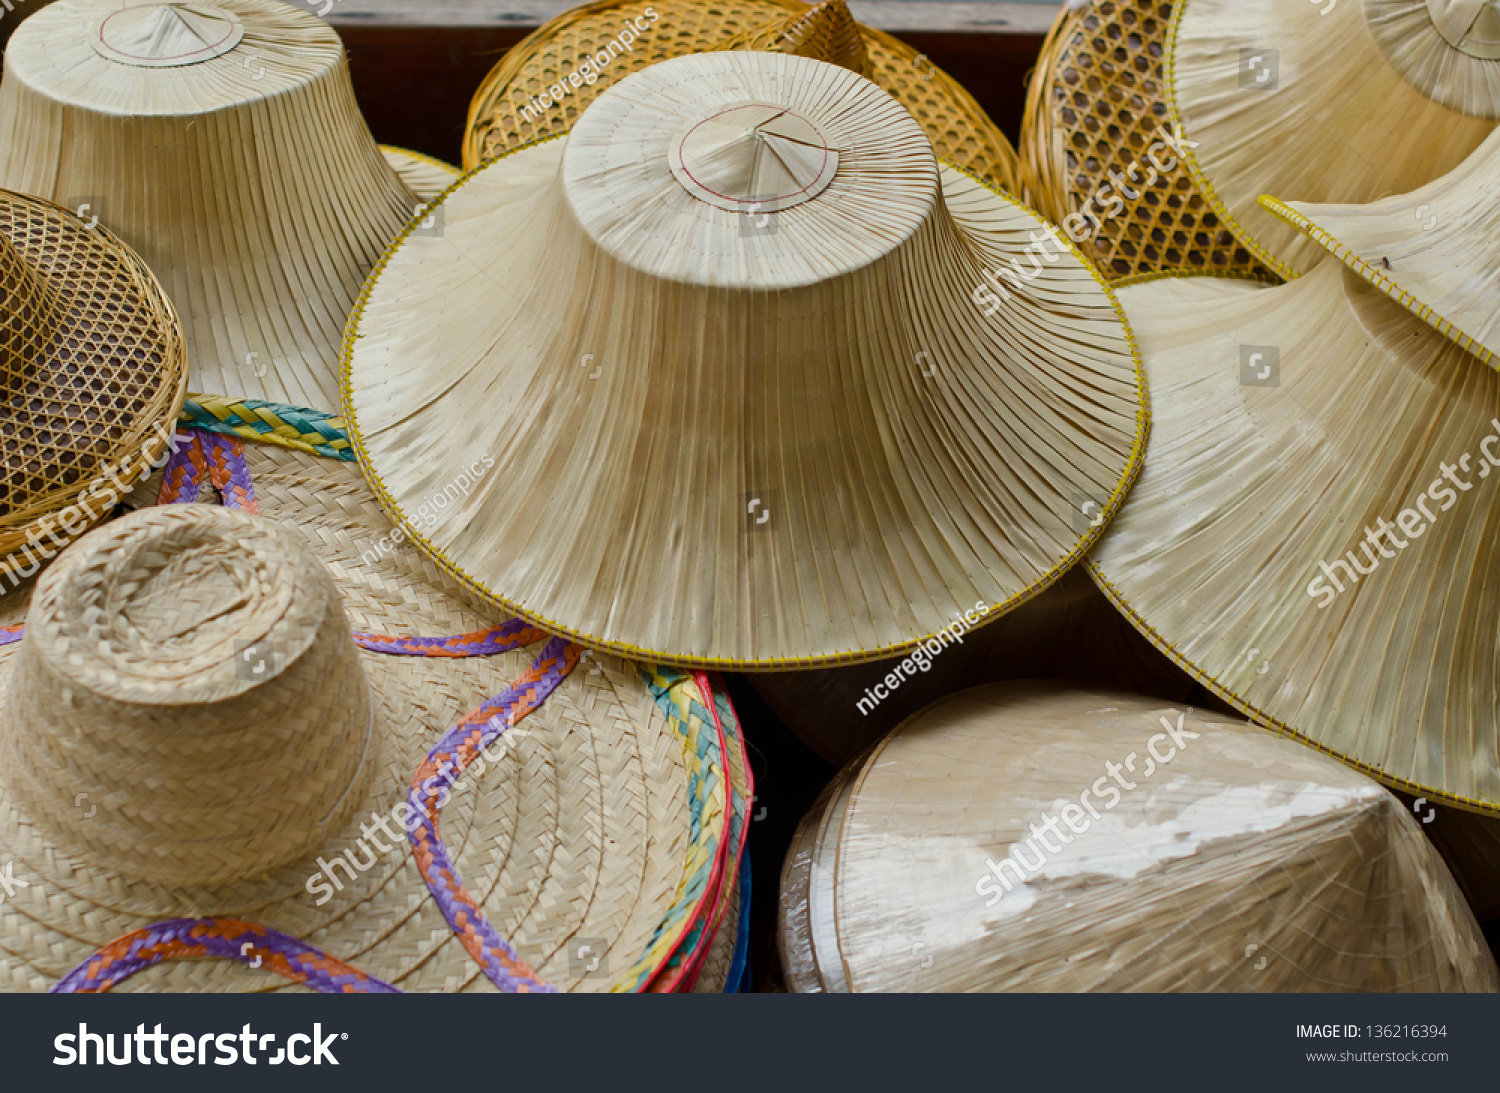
[352, 617, 549, 657]
[408, 637, 581, 992]
[156, 431, 208, 505]
[200, 431, 260, 515]
[52, 918, 400, 994]
[0, 625, 21, 647]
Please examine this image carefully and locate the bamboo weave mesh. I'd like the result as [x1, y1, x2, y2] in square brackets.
[462, 0, 1020, 195]
[0, 196, 186, 569]
[1020, 0, 1276, 284]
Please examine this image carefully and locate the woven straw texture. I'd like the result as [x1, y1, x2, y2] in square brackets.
[1263, 123, 1500, 370]
[751, 566, 1193, 767]
[807, 683, 1496, 992]
[0, 190, 187, 583]
[345, 52, 1147, 670]
[382, 146, 462, 202]
[0, 0, 418, 414]
[1019, 0, 1276, 285]
[1090, 266, 1500, 816]
[0, 445, 729, 993]
[1393, 790, 1500, 924]
[1167, 0, 1498, 279]
[461, 0, 1020, 195]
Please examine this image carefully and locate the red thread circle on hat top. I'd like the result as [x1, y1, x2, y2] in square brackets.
[1426, 0, 1500, 58]
[91, 3, 245, 68]
[669, 103, 840, 214]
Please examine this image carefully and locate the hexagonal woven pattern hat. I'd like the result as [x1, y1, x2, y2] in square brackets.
[0, 0, 421, 413]
[781, 682, 1497, 992]
[462, 0, 1020, 194]
[0, 190, 187, 586]
[343, 51, 1147, 670]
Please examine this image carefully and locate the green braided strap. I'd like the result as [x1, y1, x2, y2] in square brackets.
[180, 394, 356, 462]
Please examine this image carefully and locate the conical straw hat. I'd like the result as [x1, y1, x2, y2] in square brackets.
[0, 190, 187, 585]
[462, 0, 1020, 194]
[1089, 264, 1500, 815]
[0, 0, 420, 413]
[751, 566, 1195, 767]
[382, 146, 462, 202]
[344, 51, 1148, 670]
[1391, 790, 1500, 924]
[1262, 124, 1500, 369]
[1019, 0, 1278, 285]
[0, 477, 740, 991]
[1166, 0, 1500, 278]
[797, 682, 1497, 992]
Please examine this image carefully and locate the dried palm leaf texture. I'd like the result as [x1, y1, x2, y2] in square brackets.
[0, 0, 419, 413]
[1163, 0, 1500, 279]
[751, 566, 1196, 767]
[382, 146, 462, 203]
[0, 191, 188, 585]
[343, 51, 1148, 670]
[1392, 790, 1500, 923]
[1089, 264, 1500, 815]
[0, 499, 740, 993]
[1020, 0, 1278, 285]
[462, 0, 1019, 194]
[1263, 124, 1500, 370]
[811, 682, 1498, 992]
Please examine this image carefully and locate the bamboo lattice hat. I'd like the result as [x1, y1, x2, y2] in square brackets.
[779, 683, 1497, 992]
[1089, 264, 1500, 815]
[343, 51, 1148, 670]
[0, 0, 421, 413]
[0, 190, 187, 584]
[0, 496, 741, 993]
[1263, 124, 1500, 370]
[462, 0, 1020, 194]
[1161, 0, 1500, 279]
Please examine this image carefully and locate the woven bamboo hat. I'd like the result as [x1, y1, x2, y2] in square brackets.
[0, 190, 188, 586]
[0, 0, 423, 414]
[0, 488, 741, 992]
[462, 0, 1020, 194]
[1263, 125, 1500, 369]
[1164, 0, 1500, 279]
[382, 147, 462, 203]
[343, 50, 1147, 670]
[782, 682, 1497, 992]
[1089, 264, 1500, 816]
[1023, 0, 1500, 283]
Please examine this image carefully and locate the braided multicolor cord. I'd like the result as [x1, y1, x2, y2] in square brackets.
[181, 394, 356, 461]
[0, 624, 21, 647]
[407, 636, 581, 993]
[157, 433, 210, 505]
[51, 919, 400, 994]
[353, 618, 549, 657]
[201, 432, 261, 515]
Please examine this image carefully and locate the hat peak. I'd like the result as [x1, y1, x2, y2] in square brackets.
[670, 104, 840, 214]
[1427, 0, 1500, 57]
[93, 2, 245, 67]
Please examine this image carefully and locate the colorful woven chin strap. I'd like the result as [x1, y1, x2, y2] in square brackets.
[47, 428, 578, 994]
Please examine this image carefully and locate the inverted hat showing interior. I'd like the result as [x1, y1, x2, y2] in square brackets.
[345, 51, 1147, 669]
[462, 0, 1020, 194]
[1169, 0, 1500, 278]
[1264, 124, 1500, 370]
[1090, 265, 1500, 814]
[0, 0, 418, 412]
[810, 683, 1497, 992]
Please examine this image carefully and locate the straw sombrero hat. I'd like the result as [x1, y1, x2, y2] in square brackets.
[1162, 0, 1500, 278]
[1089, 264, 1500, 816]
[344, 50, 1148, 670]
[1023, 0, 1500, 282]
[751, 567, 1196, 767]
[462, 0, 1020, 194]
[1019, 0, 1279, 285]
[0, 433, 746, 992]
[1263, 125, 1500, 369]
[781, 682, 1498, 992]
[0, 189, 187, 585]
[0, 0, 423, 413]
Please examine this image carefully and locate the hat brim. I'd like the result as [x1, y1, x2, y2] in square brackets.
[461, 0, 1018, 194]
[0, 439, 732, 992]
[342, 133, 1147, 670]
[1089, 264, 1500, 815]
[1167, 0, 1496, 279]
[381, 146, 462, 203]
[0, 191, 188, 582]
[1260, 126, 1500, 371]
